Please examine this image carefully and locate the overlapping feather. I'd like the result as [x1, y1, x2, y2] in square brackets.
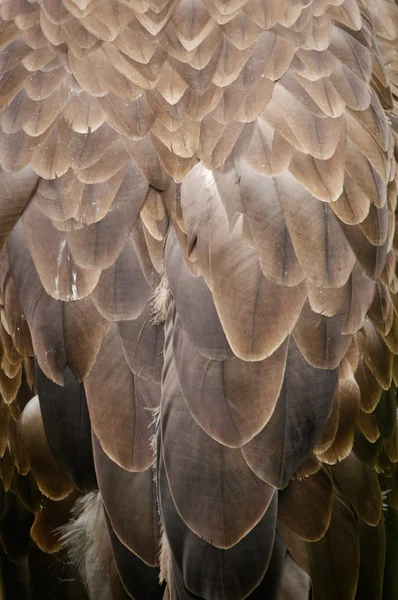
[0, 0, 395, 599]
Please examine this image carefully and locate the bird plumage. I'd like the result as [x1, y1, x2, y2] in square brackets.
[0, 0, 396, 598]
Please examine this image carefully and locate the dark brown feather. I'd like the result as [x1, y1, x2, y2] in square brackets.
[331, 452, 382, 526]
[242, 337, 338, 489]
[306, 494, 359, 600]
[35, 363, 97, 494]
[92, 433, 159, 566]
[278, 467, 333, 542]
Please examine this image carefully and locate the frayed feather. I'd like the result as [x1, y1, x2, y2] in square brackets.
[57, 492, 113, 600]
[151, 272, 172, 325]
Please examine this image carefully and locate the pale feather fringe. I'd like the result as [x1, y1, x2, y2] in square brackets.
[149, 404, 175, 599]
[151, 271, 172, 325]
[159, 529, 174, 591]
[156, 478, 176, 599]
[57, 492, 113, 600]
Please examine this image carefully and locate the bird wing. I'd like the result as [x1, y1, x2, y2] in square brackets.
[0, 0, 396, 599]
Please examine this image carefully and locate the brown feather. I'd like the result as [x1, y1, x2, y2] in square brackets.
[242, 337, 338, 489]
[0, 167, 38, 251]
[118, 307, 164, 383]
[22, 202, 101, 301]
[331, 452, 382, 526]
[165, 231, 233, 360]
[180, 164, 306, 360]
[316, 376, 360, 464]
[356, 517, 386, 600]
[7, 221, 66, 384]
[31, 493, 78, 554]
[293, 299, 353, 370]
[306, 494, 359, 600]
[161, 331, 274, 549]
[91, 238, 151, 321]
[356, 318, 393, 390]
[92, 433, 159, 566]
[159, 441, 278, 600]
[358, 409, 380, 443]
[278, 467, 333, 542]
[84, 324, 159, 471]
[20, 396, 73, 501]
[173, 313, 287, 447]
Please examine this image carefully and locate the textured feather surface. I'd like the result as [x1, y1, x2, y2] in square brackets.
[306, 493, 360, 600]
[0, 0, 396, 598]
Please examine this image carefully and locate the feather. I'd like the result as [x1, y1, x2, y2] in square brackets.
[274, 171, 355, 287]
[8, 221, 66, 384]
[98, 92, 155, 139]
[67, 165, 148, 269]
[22, 201, 101, 301]
[31, 493, 78, 554]
[0, 268, 33, 358]
[236, 164, 304, 286]
[0, 492, 34, 562]
[316, 376, 360, 464]
[10, 470, 40, 517]
[4, 227, 101, 377]
[0, 448, 15, 493]
[306, 264, 376, 336]
[118, 307, 164, 383]
[62, 298, 109, 381]
[352, 428, 382, 471]
[165, 232, 233, 360]
[242, 336, 338, 489]
[289, 132, 346, 203]
[159, 443, 277, 600]
[273, 551, 311, 600]
[263, 84, 343, 160]
[52, 493, 113, 600]
[306, 494, 360, 600]
[358, 409, 380, 443]
[92, 433, 159, 566]
[0, 167, 38, 250]
[356, 318, 393, 390]
[24, 67, 66, 101]
[35, 363, 97, 494]
[277, 467, 333, 542]
[30, 120, 77, 180]
[330, 171, 370, 226]
[0, 400, 10, 460]
[84, 324, 159, 471]
[20, 396, 73, 501]
[173, 313, 287, 447]
[180, 164, 306, 361]
[356, 518, 386, 600]
[0, 127, 49, 173]
[355, 359, 382, 413]
[331, 452, 382, 526]
[161, 342, 274, 549]
[293, 299, 353, 370]
[91, 238, 152, 321]
[33, 170, 81, 222]
[105, 511, 164, 600]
